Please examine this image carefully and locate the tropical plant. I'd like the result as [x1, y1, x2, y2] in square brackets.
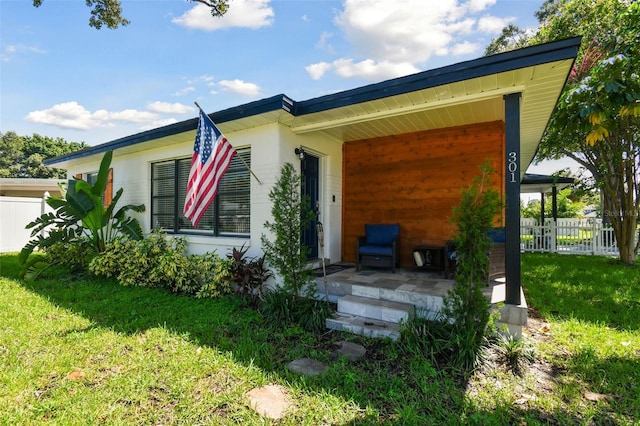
[19, 150, 145, 277]
[228, 243, 273, 302]
[485, 333, 536, 376]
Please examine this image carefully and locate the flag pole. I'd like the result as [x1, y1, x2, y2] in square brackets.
[194, 101, 261, 185]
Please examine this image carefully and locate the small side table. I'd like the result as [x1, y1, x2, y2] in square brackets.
[412, 245, 445, 273]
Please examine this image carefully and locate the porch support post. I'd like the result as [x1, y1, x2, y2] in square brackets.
[504, 93, 521, 306]
[552, 185, 558, 221]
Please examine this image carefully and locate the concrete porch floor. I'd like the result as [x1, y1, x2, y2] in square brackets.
[315, 264, 508, 304]
[315, 263, 527, 338]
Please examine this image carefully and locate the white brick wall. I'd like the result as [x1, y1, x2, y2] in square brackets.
[59, 122, 345, 266]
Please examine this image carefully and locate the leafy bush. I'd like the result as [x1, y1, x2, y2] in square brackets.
[44, 240, 96, 274]
[89, 230, 233, 297]
[193, 253, 234, 299]
[228, 243, 273, 303]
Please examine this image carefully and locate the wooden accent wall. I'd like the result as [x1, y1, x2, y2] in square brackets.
[342, 120, 505, 267]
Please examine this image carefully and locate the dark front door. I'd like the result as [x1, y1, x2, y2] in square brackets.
[301, 153, 319, 259]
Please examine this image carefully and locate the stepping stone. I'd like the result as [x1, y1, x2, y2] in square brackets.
[246, 384, 292, 420]
[286, 358, 327, 376]
[332, 341, 366, 362]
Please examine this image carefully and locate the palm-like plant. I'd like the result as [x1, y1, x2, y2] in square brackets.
[19, 150, 145, 277]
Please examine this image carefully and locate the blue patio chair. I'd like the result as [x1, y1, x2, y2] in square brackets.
[356, 223, 400, 273]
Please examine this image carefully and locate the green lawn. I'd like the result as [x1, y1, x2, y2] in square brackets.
[1, 253, 638, 425]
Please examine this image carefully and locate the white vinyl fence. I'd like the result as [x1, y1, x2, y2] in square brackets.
[0, 195, 52, 253]
[521, 218, 622, 256]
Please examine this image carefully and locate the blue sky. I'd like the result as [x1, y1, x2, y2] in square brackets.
[2, 0, 547, 150]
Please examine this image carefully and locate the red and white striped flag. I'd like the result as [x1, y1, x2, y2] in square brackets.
[183, 108, 236, 227]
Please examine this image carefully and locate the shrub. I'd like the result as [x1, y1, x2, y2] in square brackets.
[485, 333, 536, 376]
[89, 230, 233, 297]
[45, 240, 96, 274]
[261, 162, 316, 298]
[194, 253, 234, 298]
[228, 243, 273, 303]
[260, 288, 334, 333]
[401, 160, 503, 375]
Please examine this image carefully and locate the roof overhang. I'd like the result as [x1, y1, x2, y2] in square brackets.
[0, 178, 65, 193]
[46, 37, 581, 173]
[521, 173, 575, 194]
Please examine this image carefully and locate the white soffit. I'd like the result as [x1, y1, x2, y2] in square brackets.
[287, 58, 575, 171]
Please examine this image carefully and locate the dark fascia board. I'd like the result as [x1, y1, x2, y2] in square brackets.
[522, 173, 575, 186]
[44, 94, 287, 166]
[293, 36, 582, 115]
[45, 36, 581, 166]
[521, 173, 575, 194]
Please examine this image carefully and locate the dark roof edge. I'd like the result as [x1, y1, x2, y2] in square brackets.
[294, 36, 582, 115]
[44, 94, 287, 165]
[46, 36, 582, 167]
[522, 173, 576, 185]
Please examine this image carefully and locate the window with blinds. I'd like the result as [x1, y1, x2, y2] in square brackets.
[151, 149, 250, 236]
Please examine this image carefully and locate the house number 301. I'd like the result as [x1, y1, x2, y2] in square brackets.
[508, 151, 518, 183]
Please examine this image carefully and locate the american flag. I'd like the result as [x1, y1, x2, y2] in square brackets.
[183, 108, 236, 227]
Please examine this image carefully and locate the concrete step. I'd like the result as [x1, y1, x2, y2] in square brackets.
[326, 313, 401, 341]
[337, 294, 415, 324]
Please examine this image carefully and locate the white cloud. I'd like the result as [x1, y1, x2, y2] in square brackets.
[477, 14, 514, 33]
[147, 101, 194, 114]
[333, 58, 419, 80]
[310, 0, 508, 81]
[450, 41, 479, 56]
[140, 118, 179, 131]
[2, 44, 47, 62]
[305, 62, 332, 80]
[174, 86, 195, 96]
[26, 102, 103, 130]
[188, 74, 216, 86]
[316, 31, 334, 52]
[172, 0, 274, 31]
[466, 0, 496, 13]
[25, 101, 160, 130]
[218, 79, 260, 96]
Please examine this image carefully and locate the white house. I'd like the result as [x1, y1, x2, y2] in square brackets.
[45, 37, 581, 309]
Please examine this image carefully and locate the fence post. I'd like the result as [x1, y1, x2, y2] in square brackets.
[591, 219, 598, 255]
[40, 191, 49, 239]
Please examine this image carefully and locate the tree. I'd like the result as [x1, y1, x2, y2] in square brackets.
[444, 160, 502, 371]
[533, 0, 640, 264]
[0, 131, 88, 179]
[31, 0, 230, 30]
[484, 24, 531, 56]
[487, 0, 640, 264]
[260, 162, 316, 298]
[521, 188, 586, 220]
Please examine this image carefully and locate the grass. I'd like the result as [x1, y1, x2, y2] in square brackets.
[1, 252, 639, 424]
